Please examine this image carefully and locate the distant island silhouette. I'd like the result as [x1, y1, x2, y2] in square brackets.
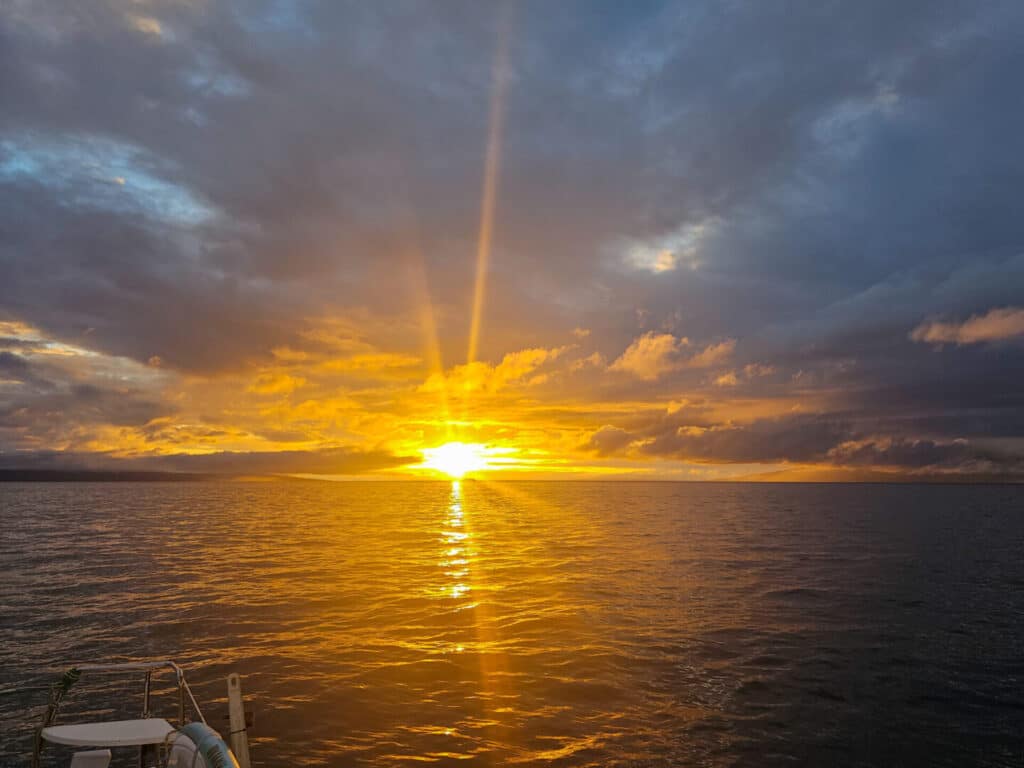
[0, 470, 214, 482]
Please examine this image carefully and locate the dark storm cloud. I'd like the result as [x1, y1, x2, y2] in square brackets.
[0, 381, 168, 439]
[0, 350, 52, 389]
[582, 411, 851, 465]
[827, 438, 1021, 472]
[584, 412, 1024, 474]
[0, 167, 301, 373]
[2, 0, 1024, 471]
[637, 415, 851, 465]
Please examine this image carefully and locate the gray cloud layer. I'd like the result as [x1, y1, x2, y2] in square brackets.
[2, 1, 1024, 474]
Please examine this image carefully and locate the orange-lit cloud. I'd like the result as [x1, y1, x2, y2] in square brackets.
[609, 333, 689, 380]
[421, 346, 569, 395]
[609, 334, 735, 380]
[911, 307, 1024, 345]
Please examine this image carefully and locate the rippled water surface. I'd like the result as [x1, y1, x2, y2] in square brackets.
[2, 481, 1023, 767]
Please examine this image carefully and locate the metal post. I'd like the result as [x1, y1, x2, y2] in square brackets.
[226, 673, 252, 768]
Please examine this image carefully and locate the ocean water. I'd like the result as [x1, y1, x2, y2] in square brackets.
[1, 481, 1022, 767]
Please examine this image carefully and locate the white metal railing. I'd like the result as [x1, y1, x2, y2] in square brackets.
[31, 660, 208, 768]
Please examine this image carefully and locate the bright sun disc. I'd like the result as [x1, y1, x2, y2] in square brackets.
[421, 442, 491, 478]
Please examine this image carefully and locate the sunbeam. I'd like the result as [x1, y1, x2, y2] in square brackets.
[466, 9, 513, 366]
[408, 245, 453, 438]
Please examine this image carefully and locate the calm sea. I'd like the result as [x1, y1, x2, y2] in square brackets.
[1, 481, 1022, 767]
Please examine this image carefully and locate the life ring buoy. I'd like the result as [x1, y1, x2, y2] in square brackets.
[167, 722, 240, 768]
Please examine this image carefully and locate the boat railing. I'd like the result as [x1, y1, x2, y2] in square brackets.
[73, 661, 207, 726]
[31, 660, 208, 768]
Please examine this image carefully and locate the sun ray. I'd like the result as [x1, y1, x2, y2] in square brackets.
[408, 248, 453, 439]
[466, 10, 512, 367]
[374, 153, 455, 442]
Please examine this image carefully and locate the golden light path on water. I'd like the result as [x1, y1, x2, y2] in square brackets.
[428, 476, 612, 761]
[437, 480, 515, 756]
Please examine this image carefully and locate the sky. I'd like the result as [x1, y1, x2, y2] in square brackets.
[1, 0, 1023, 480]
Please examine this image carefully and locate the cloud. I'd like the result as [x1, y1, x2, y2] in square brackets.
[0, 382, 169, 450]
[128, 15, 164, 39]
[714, 371, 738, 387]
[826, 438, 1016, 471]
[0, 133, 215, 225]
[620, 218, 719, 274]
[686, 339, 736, 368]
[420, 346, 569, 394]
[1, 1, 1024, 476]
[570, 351, 605, 371]
[608, 332, 689, 380]
[0, 350, 52, 389]
[743, 364, 775, 378]
[247, 373, 307, 395]
[636, 415, 851, 465]
[910, 307, 1024, 345]
[581, 412, 1024, 475]
[609, 334, 735, 380]
[583, 425, 633, 456]
[714, 362, 775, 387]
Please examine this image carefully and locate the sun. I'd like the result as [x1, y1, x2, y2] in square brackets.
[421, 442, 492, 478]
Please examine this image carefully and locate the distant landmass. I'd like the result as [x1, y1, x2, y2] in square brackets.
[0, 469, 215, 482]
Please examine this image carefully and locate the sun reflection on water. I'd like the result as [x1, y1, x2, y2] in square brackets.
[439, 481, 472, 608]
[432, 479, 517, 756]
